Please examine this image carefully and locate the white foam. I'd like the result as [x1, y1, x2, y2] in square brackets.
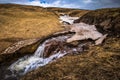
[9, 51, 67, 75]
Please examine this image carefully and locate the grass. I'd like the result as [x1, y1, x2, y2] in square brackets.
[0, 4, 119, 80]
[21, 37, 120, 80]
[0, 4, 89, 53]
[75, 8, 120, 36]
[47, 7, 89, 17]
[0, 4, 64, 52]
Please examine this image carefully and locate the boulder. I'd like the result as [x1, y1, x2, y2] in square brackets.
[44, 40, 65, 58]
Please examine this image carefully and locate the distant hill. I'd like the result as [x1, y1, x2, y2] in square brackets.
[46, 7, 89, 17]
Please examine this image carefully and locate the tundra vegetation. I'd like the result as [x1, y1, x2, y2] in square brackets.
[0, 4, 120, 80]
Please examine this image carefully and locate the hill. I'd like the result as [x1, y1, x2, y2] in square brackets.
[0, 4, 62, 53]
[74, 8, 120, 36]
[21, 8, 120, 80]
[46, 7, 89, 17]
[0, 4, 119, 80]
[0, 4, 88, 53]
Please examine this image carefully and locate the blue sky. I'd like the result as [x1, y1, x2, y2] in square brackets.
[0, 0, 120, 9]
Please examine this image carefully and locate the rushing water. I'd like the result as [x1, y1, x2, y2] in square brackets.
[5, 33, 89, 80]
[8, 36, 69, 76]
[3, 15, 100, 80]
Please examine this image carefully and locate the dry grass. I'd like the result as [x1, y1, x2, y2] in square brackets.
[21, 37, 120, 80]
[0, 4, 64, 52]
[19, 8, 120, 80]
[1, 4, 119, 80]
[75, 8, 120, 36]
[0, 4, 89, 53]
[47, 7, 89, 17]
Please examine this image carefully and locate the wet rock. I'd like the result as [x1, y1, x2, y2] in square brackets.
[44, 40, 65, 58]
[43, 38, 92, 58]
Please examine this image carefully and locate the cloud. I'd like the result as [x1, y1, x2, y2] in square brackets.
[0, 0, 120, 9]
[0, 0, 28, 3]
[83, 0, 93, 4]
[12, 0, 79, 8]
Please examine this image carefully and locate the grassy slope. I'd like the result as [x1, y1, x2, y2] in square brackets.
[74, 8, 120, 36]
[21, 37, 120, 80]
[47, 7, 89, 17]
[1, 4, 119, 80]
[0, 4, 64, 52]
[21, 8, 120, 80]
[0, 4, 88, 53]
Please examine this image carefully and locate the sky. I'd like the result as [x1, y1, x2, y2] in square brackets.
[0, 0, 120, 9]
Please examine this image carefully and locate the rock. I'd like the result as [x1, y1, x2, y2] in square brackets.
[66, 23, 104, 44]
[1, 39, 39, 55]
[95, 34, 108, 45]
[44, 40, 65, 58]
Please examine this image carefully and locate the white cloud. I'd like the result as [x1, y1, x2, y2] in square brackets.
[83, 0, 93, 3]
[0, 0, 29, 3]
[14, 0, 80, 8]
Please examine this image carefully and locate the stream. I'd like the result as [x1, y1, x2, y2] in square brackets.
[1, 14, 99, 80]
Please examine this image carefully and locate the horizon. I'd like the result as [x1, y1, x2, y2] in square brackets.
[0, 0, 120, 10]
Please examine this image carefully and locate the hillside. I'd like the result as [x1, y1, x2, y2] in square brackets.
[21, 8, 120, 80]
[0, 4, 88, 53]
[0, 4, 120, 80]
[74, 8, 120, 36]
[47, 7, 89, 17]
[0, 4, 63, 53]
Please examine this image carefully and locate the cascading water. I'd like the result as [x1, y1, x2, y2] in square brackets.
[8, 36, 69, 76]
[2, 15, 101, 80]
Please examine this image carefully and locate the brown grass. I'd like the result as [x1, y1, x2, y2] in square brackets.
[47, 7, 89, 17]
[74, 8, 120, 36]
[0, 4, 89, 53]
[0, 4, 64, 52]
[21, 37, 120, 80]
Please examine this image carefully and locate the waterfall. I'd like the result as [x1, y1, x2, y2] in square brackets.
[8, 36, 68, 75]
[34, 43, 45, 57]
[7, 14, 100, 78]
[7, 15, 80, 76]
